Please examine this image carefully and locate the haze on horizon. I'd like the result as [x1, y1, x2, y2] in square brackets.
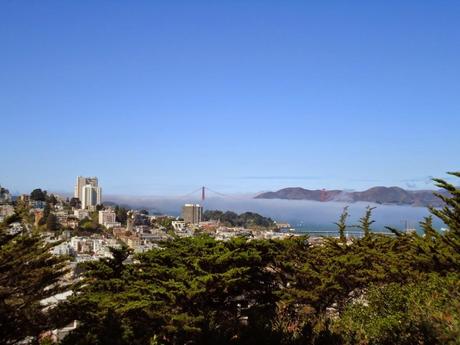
[1, 1, 459, 196]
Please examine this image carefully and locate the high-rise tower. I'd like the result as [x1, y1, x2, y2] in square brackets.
[75, 176, 101, 209]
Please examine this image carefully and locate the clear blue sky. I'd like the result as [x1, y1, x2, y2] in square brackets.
[1, 1, 459, 196]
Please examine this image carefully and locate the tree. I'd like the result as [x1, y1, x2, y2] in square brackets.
[355, 206, 376, 237]
[202, 210, 275, 229]
[46, 194, 58, 205]
[0, 229, 70, 344]
[62, 237, 283, 345]
[58, 172, 460, 345]
[430, 172, 460, 268]
[335, 206, 349, 243]
[69, 198, 81, 209]
[37, 203, 52, 227]
[334, 274, 460, 345]
[46, 213, 59, 232]
[114, 206, 128, 225]
[30, 188, 47, 201]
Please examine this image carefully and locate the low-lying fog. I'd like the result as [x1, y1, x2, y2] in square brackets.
[105, 195, 440, 232]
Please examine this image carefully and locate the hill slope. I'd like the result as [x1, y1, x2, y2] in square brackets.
[255, 186, 443, 207]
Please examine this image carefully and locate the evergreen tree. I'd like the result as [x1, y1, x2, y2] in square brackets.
[355, 206, 376, 237]
[334, 206, 349, 244]
[69, 198, 81, 209]
[30, 188, 47, 201]
[46, 194, 58, 205]
[62, 237, 283, 345]
[114, 206, 128, 225]
[59, 172, 460, 345]
[46, 213, 59, 232]
[0, 229, 69, 344]
[429, 172, 460, 269]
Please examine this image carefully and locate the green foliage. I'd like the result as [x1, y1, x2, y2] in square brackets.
[46, 213, 60, 231]
[11, 200, 35, 226]
[46, 193, 58, 205]
[430, 172, 460, 270]
[334, 274, 460, 345]
[3, 172, 460, 344]
[153, 216, 173, 229]
[334, 206, 349, 243]
[115, 205, 129, 225]
[0, 211, 70, 344]
[1, 212, 21, 226]
[36, 202, 53, 229]
[77, 214, 105, 234]
[355, 206, 376, 237]
[62, 237, 284, 345]
[30, 188, 47, 201]
[60, 172, 460, 344]
[69, 197, 81, 208]
[203, 210, 275, 229]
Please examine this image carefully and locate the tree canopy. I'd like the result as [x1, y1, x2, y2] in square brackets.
[30, 188, 47, 201]
[0, 218, 69, 344]
[202, 210, 275, 229]
[1, 172, 460, 344]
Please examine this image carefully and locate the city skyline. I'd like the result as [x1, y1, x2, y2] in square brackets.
[1, 1, 459, 195]
[1, 3, 460, 343]
[0, 173, 454, 199]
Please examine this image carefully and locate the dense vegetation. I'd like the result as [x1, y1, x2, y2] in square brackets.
[0, 221, 69, 344]
[1, 173, 460, 344]
[202, 210, 276, 229]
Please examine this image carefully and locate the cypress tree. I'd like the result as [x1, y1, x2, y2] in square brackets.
[356, 206, 376, 237]
[335, 206, 349, 244]
[0, 229, 69, 343]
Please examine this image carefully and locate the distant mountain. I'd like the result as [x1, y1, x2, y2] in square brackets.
[255, 186, 445, 207]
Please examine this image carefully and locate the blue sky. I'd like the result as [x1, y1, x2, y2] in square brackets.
[1, 1, 459, 196]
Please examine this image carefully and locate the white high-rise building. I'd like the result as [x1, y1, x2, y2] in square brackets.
[81, 184, 102, 209]
[98, 209, 120, 228]
[74, 176, 98, 200]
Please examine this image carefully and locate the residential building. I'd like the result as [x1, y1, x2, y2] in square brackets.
[30, 200, 46, 209]
[98, 209, 115, 225]
[74, 176, 98, 200]
[0, 186, 12, 204]
[70, 237, 95, 254]
[19, 194, 30, 203]
[74, 209, 90, 220]
[51, 242, 73, 256]
[275, 222, 291, 229]
[55, 214, 79, 229]
[81, 184, 101, 209]
[172, 220, 186, 232]
[98, 209, 120, 228]
[181, 204, 203, 224]
[112, 228, 141, 249]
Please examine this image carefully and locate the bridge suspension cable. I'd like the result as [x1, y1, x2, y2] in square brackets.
[179, 186, 238, 201]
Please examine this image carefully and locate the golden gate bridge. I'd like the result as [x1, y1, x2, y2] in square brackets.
[179, 186, 238, 202]
[178, 187, 395, 238]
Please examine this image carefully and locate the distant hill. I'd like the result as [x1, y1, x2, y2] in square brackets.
[255, 186, 445, 207]
[202, 210, 275, 229]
